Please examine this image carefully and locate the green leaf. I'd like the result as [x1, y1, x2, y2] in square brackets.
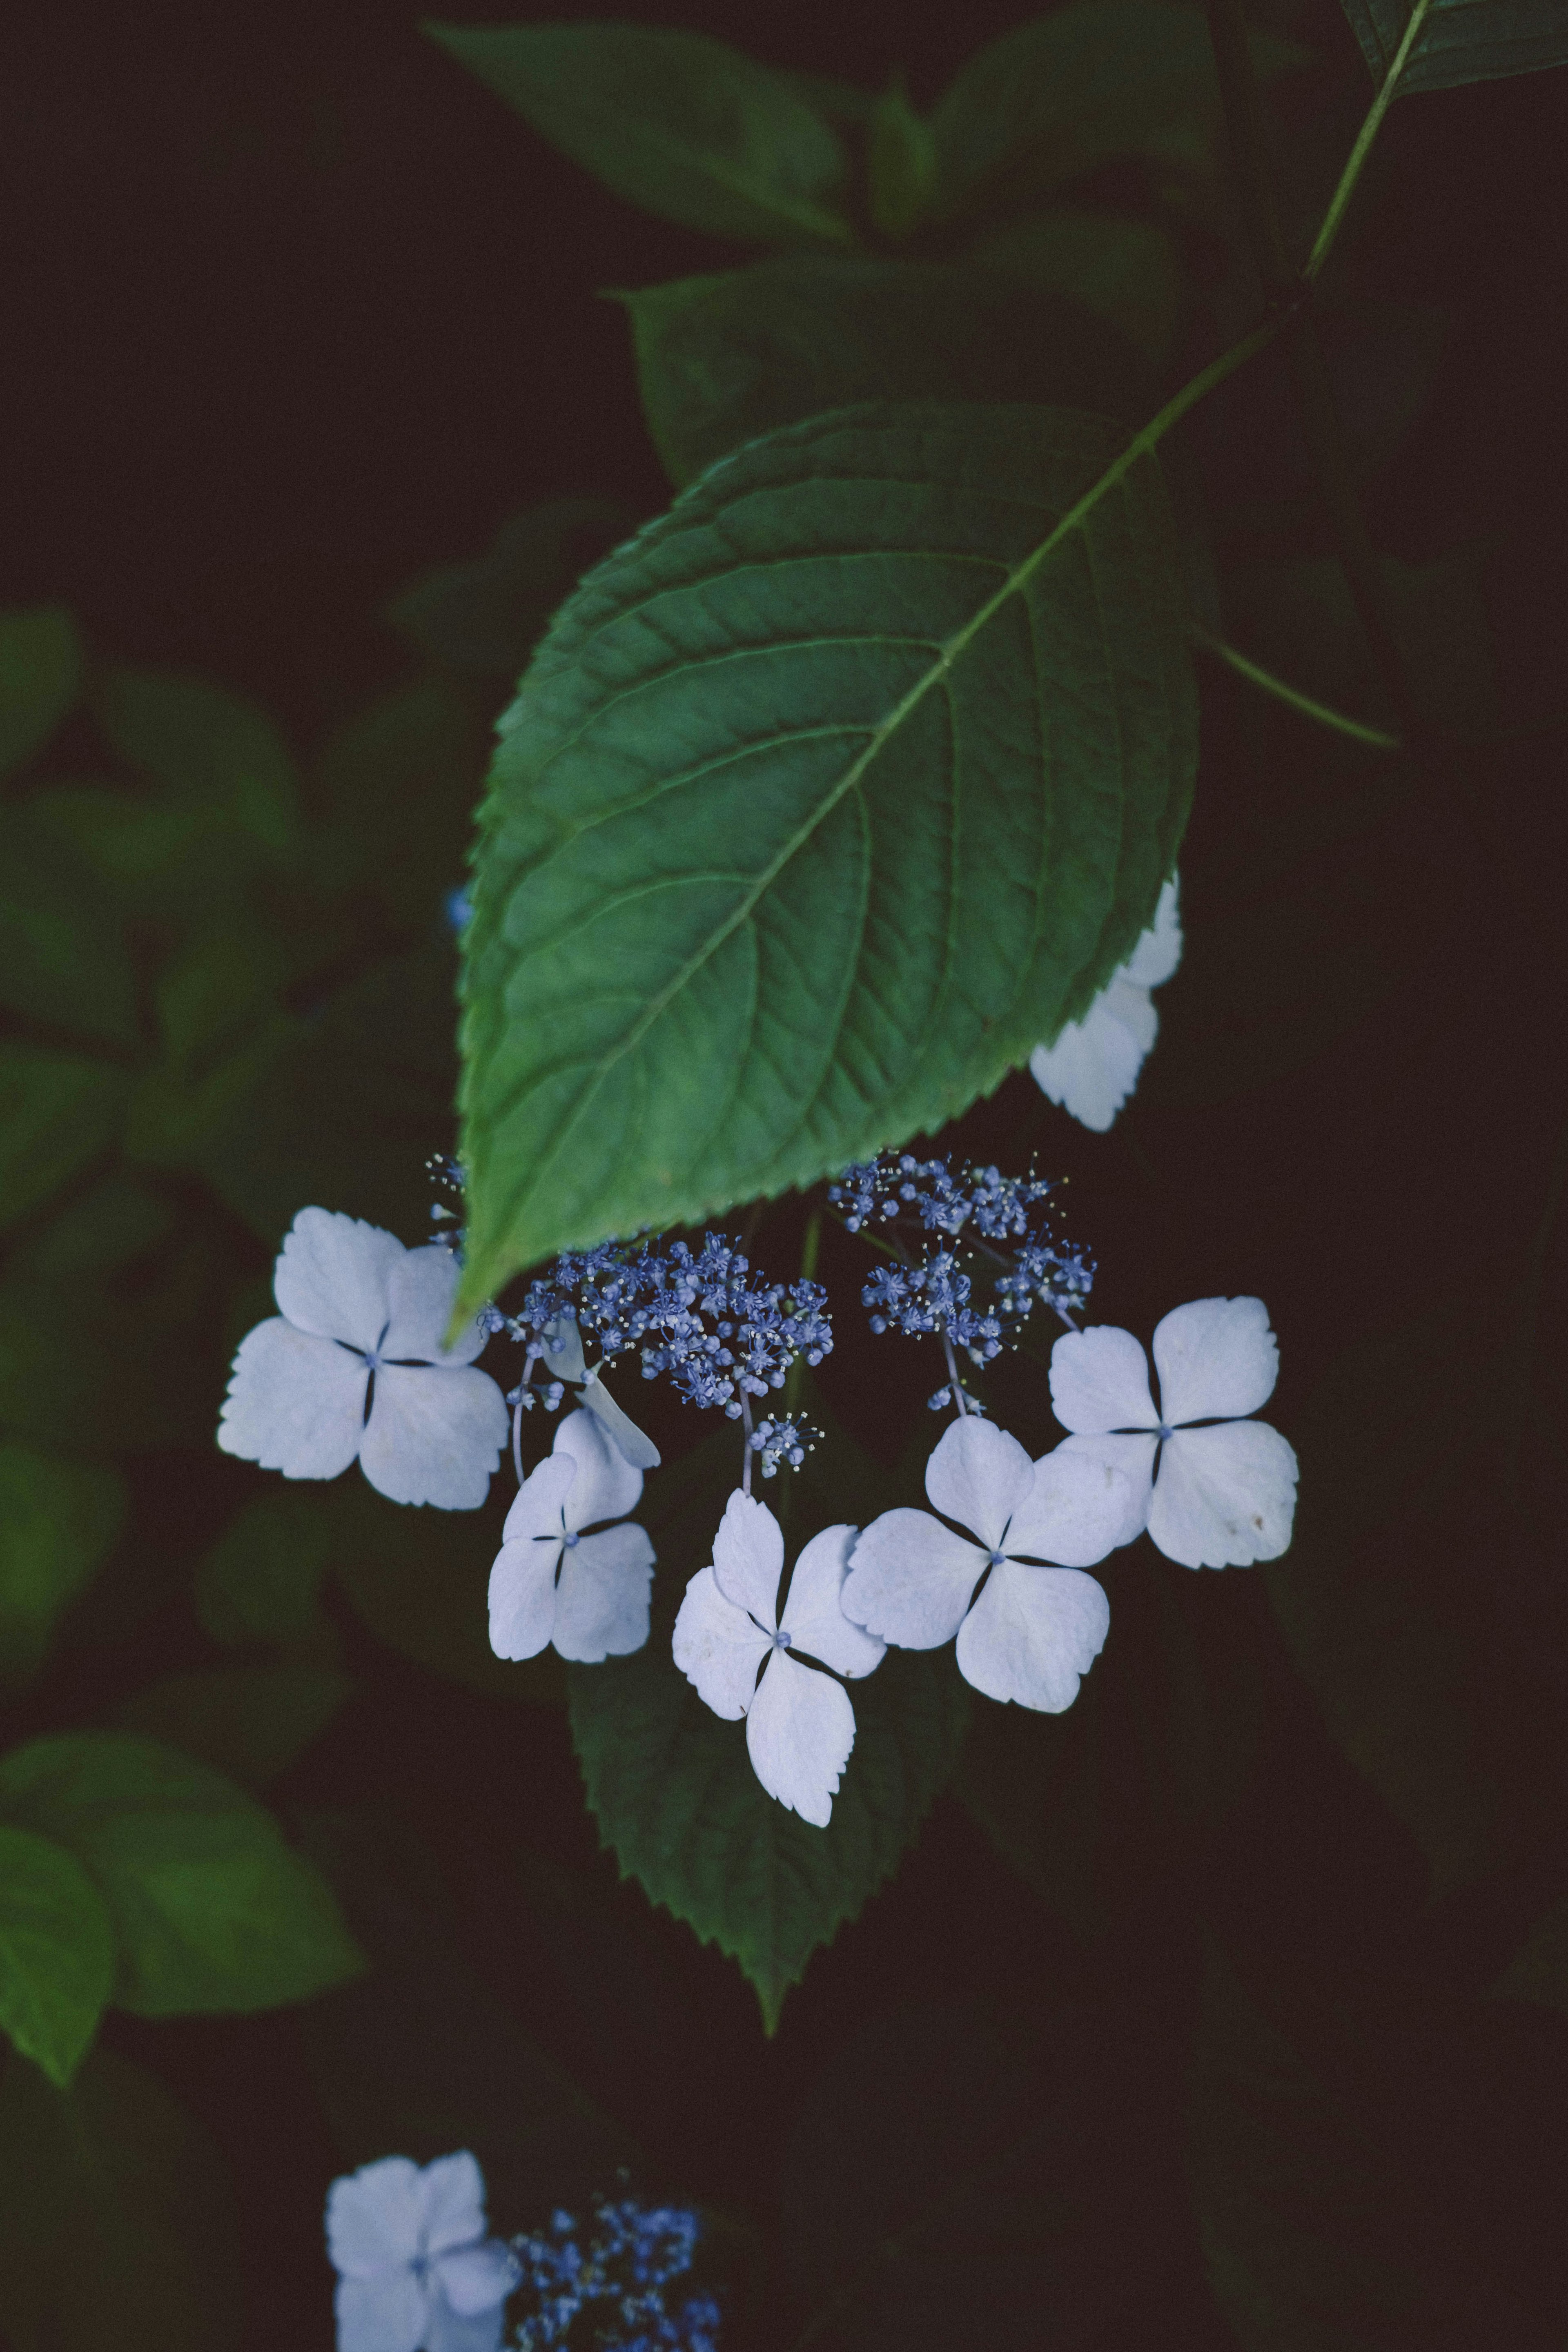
[16, 782, 241, 915]
[300, 1810, 638, 2217]
[0, 1444, 127, 1683]
[0, 1253, 216, 1453]
[459, 401, 1194, 1295]
[866, 77, 937, 239]
[1493, 1893, 1568, 2013]
[9, 1174, 174, 1283]
[384, 501, 633, 682]
[0, 1043, 130, 1233]
[617, 258, 1145, 489]
[0, 2044, 242, 2352]
[114, 1666, 355, 1789]
[327, 1474, 564, 1704]
[93, 662, 299, 855]
[927, 2, 1308, 224]
[0, 1828, 114, 2087]
[125, 919, 294, 1166]
[1264, 1294, 1514, 1894]
[193, 1489, 337, 1655]
[306, 675, 492, 926]
[1338, 0, 1568, 93]
[566, 1435, 969, 2029]
[425, 20, 855, 247]
[0, 606, 82, 782]
[0, 810, 141, 1047]
[0, 1732, 365, 2014]
[967, 209, 1185, 367]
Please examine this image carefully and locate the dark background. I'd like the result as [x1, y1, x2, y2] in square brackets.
[2, 2, 1567, 2346]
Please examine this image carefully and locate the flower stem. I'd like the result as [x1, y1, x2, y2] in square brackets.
[1305, 0, 1437, 285]
[940, 1327, 969, 1415]
[740, 1390, 755, 1496]
[1189, 620, 1402, 750]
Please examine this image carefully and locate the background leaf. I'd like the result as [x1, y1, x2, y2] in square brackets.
[0, 1044, 130, 1232]
[617, 258, 1146, 488]
[0, 1826, 115, 2087]
[0, 1732, 365, 2014]
[192, 1489, 338, 1657]
[460, 401, 1194, 1294]
[0, 2045, 242, 2352]
[1493, 1893, 1568, 2013]
[0, 605, 82, 782]
[1338, 0, 1568, 94]
[384, 501, 633, 682]
[92, 662, 299, 857]
[0, 1443, 127, 1684]
[0, 808, 142, 1047]
[425, 20, 854, 246]
[113, 1665, 356, 1790]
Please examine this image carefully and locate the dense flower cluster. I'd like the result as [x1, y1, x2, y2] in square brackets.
[746, 1412, 818, 1478]
[499, 1236, 831, 1422]
[510, 2198, 720, 2352]
[829, 1153, 1059, 1240]
[862, 1254, 1002, 1359]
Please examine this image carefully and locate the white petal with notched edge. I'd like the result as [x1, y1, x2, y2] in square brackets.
[360, 1363, 508, 1510]
[673, 1566, 771, 1717]
[1151, 1296, 1278, 1425]
[1148, 1419, 1299, 1568]
[1055, 1431, 1159, 1547]
[273, 1207, 403, 1350]
[840, 1508, 986, 1649]
[218, 1319, 368, 1480]
[334, 2272, 429, 2352]
[551, 1521, 656, 1662]
[1048, 1325, 1159, 1435]
[954, 1558, 1110, 1711]
[1029, 878, 1180, 1131]
[711, 1488, 785, 1627]
[780, 1525, 885, 1677]
[745, 1646, 857, 1827]
[554, 1404, 644, 1528]
[1004, 1446, 1134, 1569]
[380, 1247, 489, 1366]
[923, 1416, 1034, 1551]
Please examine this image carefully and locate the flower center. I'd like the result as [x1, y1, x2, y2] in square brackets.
[987, 1550, 1009, 1569]
[771, 1628, 792, 1650]
[562, 1531, 579, 1548]
[1155, 1424, 1174, 1442]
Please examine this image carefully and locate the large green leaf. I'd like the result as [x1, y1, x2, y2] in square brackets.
[0, 1732, 365, 2014]
[0, 1827, 114, 2087]
[459, 401, 1194, 1296]
[0, 1042, 130, 1233]
[1339, 0, 1568, 93]
[618, 258, 1145, 489]
[566, 1433, 969, 2029]
[0, 1444, 127, 1683]
[0, 1256, 216, 1453]
[425, 20, 854, 246]
[307, 673, 493, 923]
[0, 605, 82, 781]
[927, 2, 1308, 224]
[0, 2045, 241, 2352]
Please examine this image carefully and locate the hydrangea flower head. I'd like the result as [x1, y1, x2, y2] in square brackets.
[1049, 1295, 1298, 1567]
[673, 1493, 884, 1826]
[1030, 875, 1181, 1130]
[841, 1419, 1130, 1712]
[489, 1409, 656, 1663]
[325, 2150, 516, 2352]
[218, 1207, 508, 1508]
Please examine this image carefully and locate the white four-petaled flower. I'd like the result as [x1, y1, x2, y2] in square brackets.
[488, 1408, 656, 1663]
[536, 1311, 661, 1469]
[218, 1208, 508, 1508]
[840, 1418, 1129, 1712]
[673, 1491, 885, 1826]
[1049, 1295, 1298, 1568]
[325, 2149, 516, 2352]
[1030, 875, 1182, 1131]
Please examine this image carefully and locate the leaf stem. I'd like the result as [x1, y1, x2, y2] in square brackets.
[1189, 621, 1401, 749]
[1203, 0, 1423, 748]
[1305, 0, 1438, 284]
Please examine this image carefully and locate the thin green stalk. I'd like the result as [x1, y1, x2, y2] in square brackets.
[1307, 0, 1438, 283]
[1189, 621, 1402, 749]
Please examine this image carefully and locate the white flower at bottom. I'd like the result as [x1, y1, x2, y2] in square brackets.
[1029, 875, 1182, 1131]
[217, 1207, 508, 1508]
[673, 1492, 885, 1827]
[841, 1417, 1130, 1713]
[1049, 1295, 1299, 1568]
[488, 1409, 655, 1663]
[325, 2149, 516, 2352]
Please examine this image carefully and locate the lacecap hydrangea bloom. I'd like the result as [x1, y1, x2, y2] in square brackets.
[1049, 1295, 1298, 1567]
[325, 2150, 516, 2352]
[511, 2196, 720, 2352]
[489, 1409, 655, 1663]
[674, 1492, 884, 1825]
[218, 1207, 508, 1508]
[841, 1418, 1131, 1711]
[1030, 876, 1182, 1131]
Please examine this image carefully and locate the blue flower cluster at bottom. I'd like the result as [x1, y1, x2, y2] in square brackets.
[510, 2196, 720, 2352]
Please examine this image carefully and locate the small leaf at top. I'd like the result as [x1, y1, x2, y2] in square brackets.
[459, 401, 1194, 1300]
[0, 606, 82, 782]
[0, 1826, 115, 2087]
[1338, 0, 1568, 94]
[425, 20, 855, 247]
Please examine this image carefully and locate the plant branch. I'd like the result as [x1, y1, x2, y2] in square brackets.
[1306, 0, 1437, 283]
[1203, 0, 1423, 747]
[1189, 621, 1401, 749]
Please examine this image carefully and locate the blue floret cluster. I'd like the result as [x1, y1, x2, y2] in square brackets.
[510, 2197, 721, 2352]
